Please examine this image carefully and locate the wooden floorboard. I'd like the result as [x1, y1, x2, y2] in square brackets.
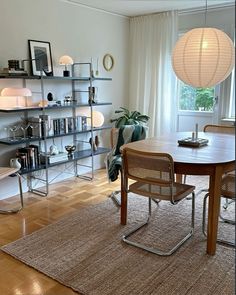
[0, 169, 121, 295]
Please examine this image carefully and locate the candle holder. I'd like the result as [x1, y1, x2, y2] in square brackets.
[65, 145, 76, 157]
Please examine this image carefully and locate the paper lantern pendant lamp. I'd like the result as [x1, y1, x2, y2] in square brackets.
[172, 28, 235, 88]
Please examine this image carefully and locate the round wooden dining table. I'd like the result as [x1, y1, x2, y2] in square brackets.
[120, 132, 235, 255]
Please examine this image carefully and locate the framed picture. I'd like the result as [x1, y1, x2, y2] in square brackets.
[28, 40, 53, 76]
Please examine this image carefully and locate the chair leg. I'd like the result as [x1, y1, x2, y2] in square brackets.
[0, 172, 24, 214]
[109, 190, 121, 207]
[202, 193, 235, 247]
[123, 193, 195, 256]
[109, 191, 160, 208]
[220, 198, 235, 224]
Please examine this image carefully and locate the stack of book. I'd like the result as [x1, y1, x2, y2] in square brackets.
[0, 68, 28, 76]
[16, 145, 40, 170]
[40, 152, 68, 164]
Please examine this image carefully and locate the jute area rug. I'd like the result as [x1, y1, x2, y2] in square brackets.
[1, 180, 235, 295]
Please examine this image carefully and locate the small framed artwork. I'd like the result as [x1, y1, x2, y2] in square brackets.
[103, 53, 114, 71]
[28, 40, 53, 76]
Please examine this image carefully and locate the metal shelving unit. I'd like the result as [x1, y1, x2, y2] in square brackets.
[0, 68, 112, 196]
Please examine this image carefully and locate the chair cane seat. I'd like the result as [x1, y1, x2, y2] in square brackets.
[0, 167, 19, 180]
[0, 167, 23, 214]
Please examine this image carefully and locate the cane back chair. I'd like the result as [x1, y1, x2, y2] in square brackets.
[122, 148, 195, 256]
[0, 167, 23, 214]
[202, 173, 235, 247]
[200, 124, 235, 210]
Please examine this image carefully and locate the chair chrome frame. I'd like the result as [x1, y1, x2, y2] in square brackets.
[107, 127, 161, 207]
[123, 194, 195, 256]
[122, 148, 195, 256]
[202, 193, 235, 248]
[0, 170, 23, 214]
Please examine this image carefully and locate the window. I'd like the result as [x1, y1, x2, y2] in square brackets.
[228, 67, 235, 118]
[178, 81, 215, 112]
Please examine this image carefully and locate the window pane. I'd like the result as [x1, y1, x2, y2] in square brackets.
[229, 68, 235, 118]
[178, 81, 214, 111]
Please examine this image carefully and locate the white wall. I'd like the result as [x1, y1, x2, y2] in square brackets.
[0, 0, 130, 199]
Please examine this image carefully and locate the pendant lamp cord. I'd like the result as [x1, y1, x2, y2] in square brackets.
[204, 0, 208, 26]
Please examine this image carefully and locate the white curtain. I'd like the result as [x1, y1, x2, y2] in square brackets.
[129, 11, 178, 137]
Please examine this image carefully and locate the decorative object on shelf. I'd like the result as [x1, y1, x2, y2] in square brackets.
[90, 57, 94, 77]
[95, 57, 99, 76]
[1, 87, 32, 108]
[10, 158, 21, 169]
[8, 60, 20, 70]
[88, 86, 98, 104]
[59, 55, 73, 77]
[49, 142, 59, 155]
[86, 110, 104, 128]
[38, 100, 48, 107]
[95, 135, 99, 148]
[9, 125, 21, 141]
[47, 92, 53, 101]
[0, 67, 28, 77]
[172, 0, 235, 88]
[92, 111, 104, 127]
[89, 137, 97, 152]
[43, 68, 53, 76]
[65, 145, 76, 157]
[28, 40, 54, 76]
[103, 54, 114, 71]
[64, 95, 72, 104]
[110, 107, 150, 128]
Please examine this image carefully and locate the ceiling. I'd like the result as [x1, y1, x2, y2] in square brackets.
[65, 0, 235, 17]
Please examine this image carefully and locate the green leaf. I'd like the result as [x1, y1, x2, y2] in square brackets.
[115, 117, 127, 128]
[137, 115, 150, 122]
[119, 107, 130, 116]
[110, 118, 118, 123]
[130, 111, 140, 119]
[127, 119, 135, 125]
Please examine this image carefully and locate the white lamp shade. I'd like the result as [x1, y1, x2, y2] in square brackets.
[59, 55, 74, 65]
[172, 28, 235, 88]
[1, 87, 32, 97]
[77, 109, 104, 127]
[92, 111, 104, 127]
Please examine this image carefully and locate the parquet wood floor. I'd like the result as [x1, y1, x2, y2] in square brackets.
[0, 169, 120, 295]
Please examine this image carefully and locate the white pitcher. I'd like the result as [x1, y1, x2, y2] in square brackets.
[10, 158, 21, 169]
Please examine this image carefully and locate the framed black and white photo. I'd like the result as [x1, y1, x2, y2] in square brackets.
[28, 40, 53, 76]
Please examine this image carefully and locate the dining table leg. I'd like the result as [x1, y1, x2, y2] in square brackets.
[207, 166, 222, 255]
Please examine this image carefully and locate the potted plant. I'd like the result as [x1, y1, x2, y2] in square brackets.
[110, 107, 150, 128]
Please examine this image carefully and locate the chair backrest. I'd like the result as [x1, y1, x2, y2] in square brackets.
[203, 124, 235, 134]
[122, 148, 175, 186]
[112, 125, 147, 156]
[221, 174, 235, 199]
[110, 127, 119, 148]
[106, 125, 147, 182]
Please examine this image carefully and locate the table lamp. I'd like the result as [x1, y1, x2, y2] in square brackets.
[85, 111, 104, 128]
[59, 55, 74, 77]
[1, 87, 32, 108]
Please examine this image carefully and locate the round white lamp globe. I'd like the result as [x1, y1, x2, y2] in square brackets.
[172, 28, 235, 88]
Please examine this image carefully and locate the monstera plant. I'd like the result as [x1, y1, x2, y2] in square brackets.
[110, 107, 150, 128]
